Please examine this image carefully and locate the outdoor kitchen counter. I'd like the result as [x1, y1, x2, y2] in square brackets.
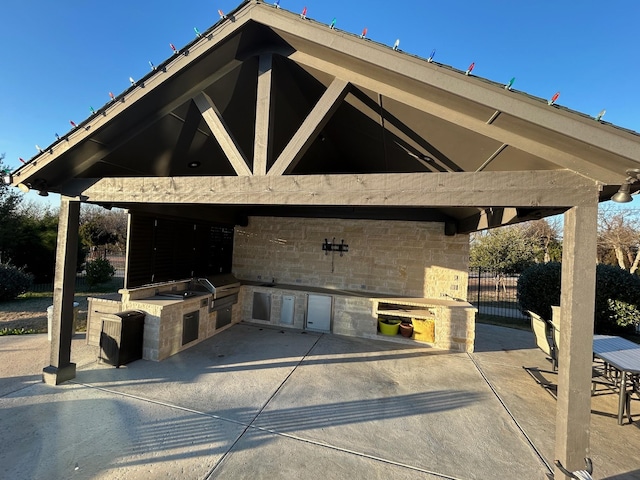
[239, 283, 476, 352]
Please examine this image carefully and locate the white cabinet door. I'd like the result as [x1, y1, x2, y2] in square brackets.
[306, 294, 332, 332]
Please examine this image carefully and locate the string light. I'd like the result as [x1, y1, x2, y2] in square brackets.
[329, 18, 336, 29]
[89, 106, 96, 115]
[55, 133, 60, 140]
[301, 7, 307, 19]
[149, 60, 156, 70]
[19, 158, 26, 164]
[548, 92, 560, 105]
[274, 0, 280, 7]
[596, 109, 606, 121]
[360, 27, 367, 39]
[194, 27, 202, 37]
[170, 43, 178, 54]
[109, 92, 115, 101]
[393, 39, 400, 51]
[465, 62, 475, 75]
[218, 9, 226, 19]
[69, 120, 77, 128]
[505, 77, 515, 90]
[129, 77, 136, 86]
[36, 145, 43, 153]
[427, 49, 436, 62]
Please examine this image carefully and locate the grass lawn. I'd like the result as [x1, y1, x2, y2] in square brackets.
[0, 277, 123, 334]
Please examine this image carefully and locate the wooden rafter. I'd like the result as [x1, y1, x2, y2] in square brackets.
[288, 51, 621, 184]
[268, 78, 350, 176]
[193, 92, 252, 177]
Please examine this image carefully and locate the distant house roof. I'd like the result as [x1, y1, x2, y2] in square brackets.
[10, 0, 640, 232]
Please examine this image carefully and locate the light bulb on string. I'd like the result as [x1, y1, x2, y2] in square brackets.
[465, 62, 475, 75]
[329, 18, 336, 29]
[149, 60, 156, 70]
[194, 27, 202, 37]
[596, 109, 606, 121]
[393, 39, 400, 51]
[360, 27, 367, 39]
[36, 145, 43, 153]
[301, 7, 307, 19]
[90, 106, 95, 115]
[129, 77, 136, 86]
[109, 92, 115, 101]
[19, 158, 26, 164]
[55, 133, 60, 141]
[69, 120, 77, 128]
[548, 92, 560, 105]
[218, 9, 226, 19]
[170, 43, 178, 54]
[505, 77, 515, 90]
[274, 0, 280, 8]
[428, 49, 435, 62]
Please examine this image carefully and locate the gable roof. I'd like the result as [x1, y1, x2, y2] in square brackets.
[9, 0, 640, 232]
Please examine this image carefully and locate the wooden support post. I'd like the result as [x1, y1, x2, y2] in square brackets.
[254, 53, 274, 176]
[42, 197, 80, 385]
[554, 199, 598, 478]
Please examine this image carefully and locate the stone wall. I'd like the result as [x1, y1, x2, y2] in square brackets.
[233, 217, 470, 299]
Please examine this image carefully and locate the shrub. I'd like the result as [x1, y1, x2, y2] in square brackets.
[85, 257, 115, 286]
[515, 262, 562, 321]
[0, 263, 33, 301]
[517, 262, 640, 334]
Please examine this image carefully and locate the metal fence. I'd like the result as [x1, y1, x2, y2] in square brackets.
[30, 253, 125, 293]
[467, 267, 527, 320]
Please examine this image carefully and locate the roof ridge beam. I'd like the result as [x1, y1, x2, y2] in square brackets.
[193, 92, 252, 177]
[268, 77, 350, 176]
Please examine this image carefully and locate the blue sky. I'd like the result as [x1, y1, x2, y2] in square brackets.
[1, 0, 639, 205]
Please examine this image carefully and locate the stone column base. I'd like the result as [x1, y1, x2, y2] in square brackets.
[42, 363, 76, 385]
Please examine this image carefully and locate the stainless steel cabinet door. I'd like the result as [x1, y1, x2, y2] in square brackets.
[306, 294, 331, 332]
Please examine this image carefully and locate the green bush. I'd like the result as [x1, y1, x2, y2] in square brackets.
[515, 262, 562, 321]
[517, 262, 640, 334]
[85, 258, 115, 286]
[0, 263, 33, 301]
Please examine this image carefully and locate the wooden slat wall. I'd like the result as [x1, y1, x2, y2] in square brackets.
[126, 213, 234, 288]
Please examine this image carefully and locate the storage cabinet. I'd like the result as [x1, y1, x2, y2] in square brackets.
[99, 310, 146, 367]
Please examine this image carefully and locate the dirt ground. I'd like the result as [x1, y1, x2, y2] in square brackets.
[0, 296, 89, 333]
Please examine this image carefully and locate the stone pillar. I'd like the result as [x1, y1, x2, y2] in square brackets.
[42, 197, 80, 385]
[554, 200, 598, 478]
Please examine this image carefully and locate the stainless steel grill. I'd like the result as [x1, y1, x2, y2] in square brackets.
[194, 274, 240, 312]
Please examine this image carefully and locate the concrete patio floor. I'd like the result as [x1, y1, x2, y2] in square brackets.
[1, 323, 640, 479]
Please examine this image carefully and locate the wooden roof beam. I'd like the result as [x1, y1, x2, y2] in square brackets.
[268, 77, 350, 176]
[288, 51, 622, 184]
[254, 53, 274, 176]
[193, 92, 252, 177]
[81, 170, 598, 208]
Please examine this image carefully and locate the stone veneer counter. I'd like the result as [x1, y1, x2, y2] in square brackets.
[239, 284, 477, 352]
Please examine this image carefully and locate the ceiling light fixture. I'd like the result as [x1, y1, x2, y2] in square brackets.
[188, 161, 201, 168]
[612, 168, 640, 203]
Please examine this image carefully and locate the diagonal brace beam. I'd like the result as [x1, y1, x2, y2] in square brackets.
[193, 92, 252, 176]
[268, 78, 350, 176]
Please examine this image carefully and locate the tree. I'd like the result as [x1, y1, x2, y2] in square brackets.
[79, 205, 127, 258]
[598, 207, 640, 273]
[470, 226, 537, 292]
[0, 155, 23, 264]
[521, 218, 563, 263]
